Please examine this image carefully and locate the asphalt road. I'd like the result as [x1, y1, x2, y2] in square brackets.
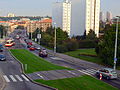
[0, 30, 52, 90]
[3, 29, 120, 89]
[19, 30, 120, 89]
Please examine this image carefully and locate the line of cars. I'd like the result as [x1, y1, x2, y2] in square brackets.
[26, 42, 48, 58]
[0, 44, 6, 61]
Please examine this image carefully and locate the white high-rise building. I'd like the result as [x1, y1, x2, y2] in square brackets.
[52, 0, 71, 36]
[85, 0, 100, 37]
[71, 0, 100, 37]
[106, 11, 112, 22]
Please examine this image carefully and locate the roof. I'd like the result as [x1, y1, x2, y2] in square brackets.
[40, 19, 52, 23]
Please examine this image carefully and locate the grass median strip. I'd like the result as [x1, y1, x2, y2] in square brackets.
[35, 75, 118, 90]
[64, 49, 103, 64]
[10, 49, 72, 73]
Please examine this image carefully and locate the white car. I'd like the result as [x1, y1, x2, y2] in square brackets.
[96, 68, 118, 80]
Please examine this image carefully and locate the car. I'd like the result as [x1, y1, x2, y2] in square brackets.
[27, 45, 31, 48]
[96, 68, 118, 80]
[16, 35, 20, 39]
[27, 42, 32, 46]
[29, 46, 36, 51]
[39, 49, 48, 57]
[35, 46, 41, 50]
[0, 44, 3, 52]
[0, 55, 6, 61]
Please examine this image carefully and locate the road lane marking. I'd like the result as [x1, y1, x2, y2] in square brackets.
[21, 74, 29, 81]
[78, 70, 92, 76]
[3, 75, 10, 82]
[15, 75, 23, 81]
[81, 70, 95, 75]
[37, 74, 44, 79]
[9, 75, 17, 82]
[67, 71, 77, 76]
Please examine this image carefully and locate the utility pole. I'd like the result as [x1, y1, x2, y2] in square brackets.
[113, 16, 119, 70]
[54, 23, 57, 55]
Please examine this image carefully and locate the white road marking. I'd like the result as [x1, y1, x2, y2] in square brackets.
[9, 75, 17, 82]
[78, 70, 92, 76]
[50, 57, 63, 60]
[21, 74, 29, 81]
[81, 70, 95, 75]
[3, 75, 10, 82]
[15, 75, 23, 81]
[67, 71, 77, 76]
[37, 74, 44, 79]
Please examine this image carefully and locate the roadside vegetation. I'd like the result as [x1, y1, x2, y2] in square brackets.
[10, 49, 71, 73]
[64, 49, 103, 64]
[35, 75, 118, 90]
[32, 24, 120, 68]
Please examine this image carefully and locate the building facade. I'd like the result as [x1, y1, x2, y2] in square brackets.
[70, 0, 100, 37]
[26, 18, 52, 33]
[106, 11, 112, 22]
[85, 0, 100, 37]
[52, 0, 71, 36]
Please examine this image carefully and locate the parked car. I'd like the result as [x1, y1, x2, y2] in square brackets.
[0, 55, 6, 61]
[39, 49, 48, 57]
[96, 68, 118, 80]
[29, 46, 36, 51]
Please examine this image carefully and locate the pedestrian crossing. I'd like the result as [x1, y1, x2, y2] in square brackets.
[78, 69, 97, 76]
[3, 74, 30, 83]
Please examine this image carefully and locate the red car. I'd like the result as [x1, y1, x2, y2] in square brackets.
[29, 46, 36, 51]
[27, 42, 32, 46]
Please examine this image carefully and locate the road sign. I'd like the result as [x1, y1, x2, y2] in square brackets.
[114, 58, 117, 63]
[35, 38, 37, 42]
[37, 34, 41, 39]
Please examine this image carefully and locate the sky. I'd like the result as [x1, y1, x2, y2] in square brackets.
[0, 0, 120, 17]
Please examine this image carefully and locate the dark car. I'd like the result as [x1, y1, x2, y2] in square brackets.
[0, 55, 6, 61]
[39, 49, 48, 57]
[0, 44, 3, 52]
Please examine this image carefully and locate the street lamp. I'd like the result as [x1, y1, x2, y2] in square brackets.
[113, 16, 119, 70]
[54, 23, 57, 55]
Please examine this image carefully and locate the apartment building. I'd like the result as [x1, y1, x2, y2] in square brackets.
[52, 0, 71, 36]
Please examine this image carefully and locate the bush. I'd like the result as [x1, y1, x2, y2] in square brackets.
[66, 39, 79, 51]
[79, 40, 97, 48]
[57, 45, 68, 53]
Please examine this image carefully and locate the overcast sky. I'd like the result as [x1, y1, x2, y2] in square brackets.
[0, 0, 120, 17]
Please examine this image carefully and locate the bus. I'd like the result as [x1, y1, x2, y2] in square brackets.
[5, 39, 15, 47]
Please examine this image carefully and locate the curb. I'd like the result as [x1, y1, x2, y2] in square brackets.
[8, 49, 57, 90]
[0, 74, 6, 90]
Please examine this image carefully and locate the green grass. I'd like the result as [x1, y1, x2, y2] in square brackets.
[64, 49, 103, 64]
[35, 75, 118, 90]
[10, 49, 71, 73]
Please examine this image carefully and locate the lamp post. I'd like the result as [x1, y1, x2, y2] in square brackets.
[113, 16, 119, 70]
[54, 23, 56, 55]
